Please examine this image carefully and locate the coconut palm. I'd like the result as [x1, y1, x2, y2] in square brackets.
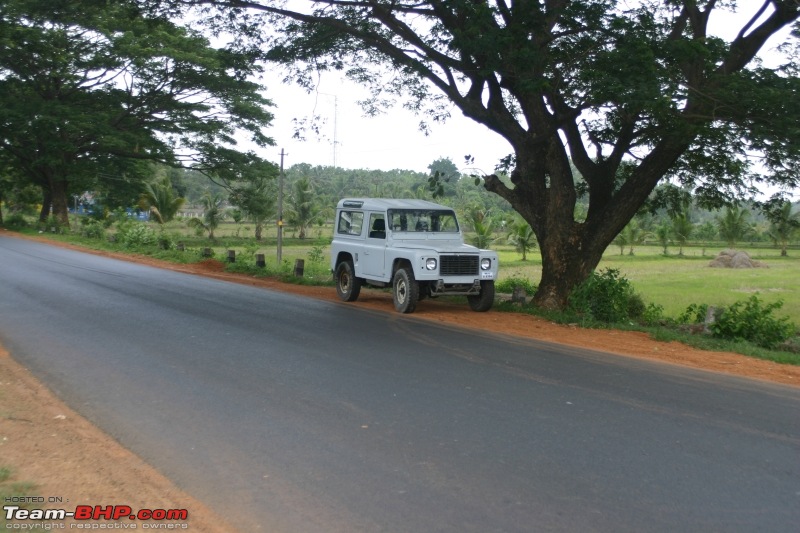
[507, 220, 537, 260]
[654, 222, 671, 255]
[187, 192, 225, 240]
[617, 219, 650, 256]
[717, 206, 754, 248]
[138, 177, 185, 225]
[766, 201, 800, 256]
[286, 177, 320, 239]
[670, 212, 694, 256]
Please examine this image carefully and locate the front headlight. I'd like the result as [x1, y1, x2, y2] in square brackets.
[426, 258, 437, 270]
[480, 258, 492, 270]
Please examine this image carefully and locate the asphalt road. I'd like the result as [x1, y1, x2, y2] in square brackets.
[1, 234, 798, 533]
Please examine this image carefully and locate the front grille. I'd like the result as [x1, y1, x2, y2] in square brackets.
[440, 255, 479, 276]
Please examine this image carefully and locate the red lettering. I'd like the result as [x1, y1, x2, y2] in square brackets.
[74, 506, 93, 520]
[94, 505, 115, 520]
[113, 506, 133, 520]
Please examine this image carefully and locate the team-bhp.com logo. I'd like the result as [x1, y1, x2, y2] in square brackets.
[4, 504, 189, 529]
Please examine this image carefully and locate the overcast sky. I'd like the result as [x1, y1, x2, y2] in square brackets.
[252, 4, 795, 181]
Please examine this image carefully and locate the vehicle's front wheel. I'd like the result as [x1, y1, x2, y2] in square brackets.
[392, 267, 419, 313]
[335, 260, 361, 302]
[467, 280, 495, 312]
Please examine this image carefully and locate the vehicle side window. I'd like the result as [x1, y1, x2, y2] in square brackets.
[368, 213, 386, 240]
[337, 210, 364, 236]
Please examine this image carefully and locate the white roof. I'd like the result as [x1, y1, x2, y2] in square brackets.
[336, 198, 451, 211]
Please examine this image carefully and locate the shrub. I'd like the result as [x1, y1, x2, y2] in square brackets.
[678, 303, 709, 324]
[308, 243, 326, 264]
[709, 295, 796, 349]
[496, 276, 537, 296]
[569, 268, 636, 323]
[641, 303, 665, 326]
[79, 217, 106, 239]
[116, 220, 157, 248]
[3, 213, 28, 228]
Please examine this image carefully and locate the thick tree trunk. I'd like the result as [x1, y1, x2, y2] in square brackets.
[532, 225, 606, 310]
[49, 178, 70, 228]
[39, 188, 52, 223]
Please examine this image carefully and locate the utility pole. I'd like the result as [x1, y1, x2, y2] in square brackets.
[278, 149, 286, 263]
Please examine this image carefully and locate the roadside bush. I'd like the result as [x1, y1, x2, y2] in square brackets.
[308, 242, 326, 264]
[641, 303, 666, 326]
[569, 268, 637, 323]
[116, 220, 157, 248]
[3, 213, 28, 228]
[678, 303, 709, 324]
[496, 276, 537, 296]
[39, 214, 66, 234]
[79, 217, 106, 239]
[709, 295, 796, 349]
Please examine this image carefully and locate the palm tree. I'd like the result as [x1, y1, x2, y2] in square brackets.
[470, 218, 495, 248]
[766, 201, 800, 256]
[229, 176, 276, 241]
[507, 219, 537, 260]
[618, 219, 649, 256]
[654, 222, 671, 255]
[188, 192, 225, 240]
[670, 212, 694, 256]
[138, 177, 185, 224]
[287, 177, 320, 239]
[717, 206, 754, 248]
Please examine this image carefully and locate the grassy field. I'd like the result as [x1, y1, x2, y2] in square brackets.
[499, 244, 800, 324]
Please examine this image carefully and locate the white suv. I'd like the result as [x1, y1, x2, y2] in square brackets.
[330, 198, 498, 313]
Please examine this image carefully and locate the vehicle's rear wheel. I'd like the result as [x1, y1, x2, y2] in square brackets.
[335, 260, 361, 302]
[392, 267, 419, 313]
[468, 280, 495, 312]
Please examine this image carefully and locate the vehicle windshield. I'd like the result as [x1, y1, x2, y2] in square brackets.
[388, 209, 459, 233]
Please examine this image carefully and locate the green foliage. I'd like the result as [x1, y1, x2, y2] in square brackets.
[3, 213, 28, 228]
[641, 303, 665, 327]
[139, 176, 186, 225]
[187, 192, 226, 240]
[307, 242, 326, 264]
[709, 295, 796, 349]
[678, 303, 709, 325]
[568, 268, 638, 324]
[717, 207, 755, 248]
[286, 177, 320, 239]
[116, 219, 157, 248]
[0, 466, 36, 528]
[506, 219, 537, 260]
[496, 277, 537, 296]
[40, 215, 66, 234]
[78, 217, 106, 239]
[765, 201, 800, 256]
[0, 0, 274, 225]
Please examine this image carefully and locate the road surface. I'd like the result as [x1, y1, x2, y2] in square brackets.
[1, 235, 798, 532]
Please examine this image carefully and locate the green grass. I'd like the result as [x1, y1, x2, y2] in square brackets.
[498, 244, 800, 325]
[0, 466, 37, 528]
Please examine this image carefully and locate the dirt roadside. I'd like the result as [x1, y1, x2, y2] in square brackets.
[1, 231, 798, 532]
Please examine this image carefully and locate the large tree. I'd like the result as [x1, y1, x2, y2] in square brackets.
[0, 0, 275, 227]
[175, 0, 798, 309]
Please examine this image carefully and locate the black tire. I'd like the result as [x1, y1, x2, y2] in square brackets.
[468, 280, 495, 312]
[392, 267, 419, 313]
[335, 260, 361, 302]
